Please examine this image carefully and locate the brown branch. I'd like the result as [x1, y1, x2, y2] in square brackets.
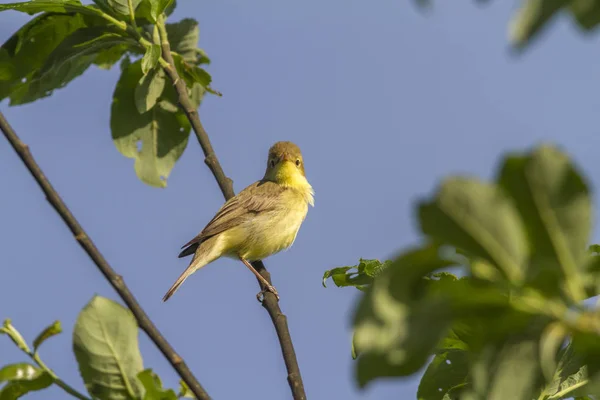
[157, 18, 307, 400]
[0, 111, 211, 400]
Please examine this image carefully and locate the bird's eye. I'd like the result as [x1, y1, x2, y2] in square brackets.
[295, 159, 301, 166]
[270, 160, 275, 168]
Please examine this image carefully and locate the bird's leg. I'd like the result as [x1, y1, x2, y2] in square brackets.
[239, 257, 280, 302]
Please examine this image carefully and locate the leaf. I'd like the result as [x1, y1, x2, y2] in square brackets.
[417, 349, 469, 400]
[171, 54, 212, 95]
[73, 295, 144, 400]
[542, 342, 589, 400]
[149, 0, 173, 21]
[508, 0, 570, 49]
[418, 177, 529, 283]
[0, 364, 53, 400]
[105, 0, 142, 16]
[141, 44, 160, 75]
[0, 320, 30, 353]
[111, 60, 191, 187]
[539, 322, 567, 382]
[570, 0, 600, 30]
[353, 244, 456, 387]
[137, 370, 178, 400]
[166, 19, 199, 62]
[465, 337, 544, 400]
[32, 320, 62, 352]
[178, 380, 195, 399]
[0, 13, 87, 102]
[497, 145, 590, 300]
[135, 67, 165, 113]
[8, 26, 138, 105]
[0, 0, 96, 16]
[94, 43, 130, 70]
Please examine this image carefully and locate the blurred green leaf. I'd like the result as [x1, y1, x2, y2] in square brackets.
[463, 337, 544, 400]
[111, 59, 190, 187]
[418, 177, 529, 283]
[94, 42, 130, 70]
[141, 44, 160, 75]
[32, 320, 62, 352]
[508, 0, 570, 49]
[166, 19, 199, 63]
[137, 370, 177, 400]
[0, 365, 52, 400]
[73, 295, 144, 400]
[570, 0, 600, 30]
[135, 67, 165, 113]
[417, 349, 469, 400]
[542, 343, 589, 400]
[353, 244, 456, 387]
[149, 0, 173, 21]
[497, 145, 590, 300]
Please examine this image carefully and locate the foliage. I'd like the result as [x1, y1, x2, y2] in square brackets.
[418, 0, 600, 50]
[324, 145, 600, 399]
[0, 0, 214, 187]
[0, 296, 194, 400]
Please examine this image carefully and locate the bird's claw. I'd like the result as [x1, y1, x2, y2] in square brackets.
[256, 284, 280, 302]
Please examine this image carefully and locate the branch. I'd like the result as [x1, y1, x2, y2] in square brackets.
[0, 111, 212, 400]
[157, 17, 307, 400]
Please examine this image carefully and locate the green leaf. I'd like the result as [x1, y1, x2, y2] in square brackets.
[418, 177, 529, 283]
[32, 320, 62, 352]
[105, 0, 142, 16]
[570, 0, 600, 30]
[0, 0, 95, 16]
[73, 295, 144, 400]
[353, 244, 456, 387]
[111, 60, 191, 187]
[149, 0, 173, 21]
[464, 337, 544, 400]
[94, 43, 130, 70]
[137, 370, 178, 400]
[178, 380, 195, 399]
[0, 364, 52, 400]
[166, 19, 199, 62]
[417, 350, 469, 400]
[8, 25, 138, 105]
[0, 13, 87, 102]
[135, 67, 165, 113]
[0, 320, 30, 353]
[542, 342, 589, 400]
[508, 0, 570, 49]
[141, 44, 160, 75]
[497, 145, 590, 301]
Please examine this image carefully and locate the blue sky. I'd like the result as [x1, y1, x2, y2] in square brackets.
[2, 1, 600, 399]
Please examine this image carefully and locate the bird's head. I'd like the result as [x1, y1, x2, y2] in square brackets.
[263, 142, 313, 204]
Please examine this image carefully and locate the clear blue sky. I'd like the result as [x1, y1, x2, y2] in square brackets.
[2, 1, 600, 399]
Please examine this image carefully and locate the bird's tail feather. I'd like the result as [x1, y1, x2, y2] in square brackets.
[163, 236, 223, 302]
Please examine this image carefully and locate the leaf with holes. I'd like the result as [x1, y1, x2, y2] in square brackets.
[9, 26, 138, 105]
[73, 295, 144, 400]
[111, 59, 190, 187]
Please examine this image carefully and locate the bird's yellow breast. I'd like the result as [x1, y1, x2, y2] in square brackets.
[223, 188, 310, 261]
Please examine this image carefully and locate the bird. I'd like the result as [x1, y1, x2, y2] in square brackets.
[162, 141, 314, 302]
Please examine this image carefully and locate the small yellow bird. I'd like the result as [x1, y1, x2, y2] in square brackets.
[163, 141, 314, 302]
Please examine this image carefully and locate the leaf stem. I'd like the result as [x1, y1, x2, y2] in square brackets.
[156, 15, 307, 400]
[30, 352, 92, 400]
[0, 112, 212, 400]
[546, 378, 589, 399]
[127, 0, 138, 29]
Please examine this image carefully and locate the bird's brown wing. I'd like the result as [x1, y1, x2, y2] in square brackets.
[178, 181, 285, 258]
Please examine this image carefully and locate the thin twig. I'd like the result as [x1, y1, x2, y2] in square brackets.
[0, 111, 211, 400]
[157, 16, 307, 400]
